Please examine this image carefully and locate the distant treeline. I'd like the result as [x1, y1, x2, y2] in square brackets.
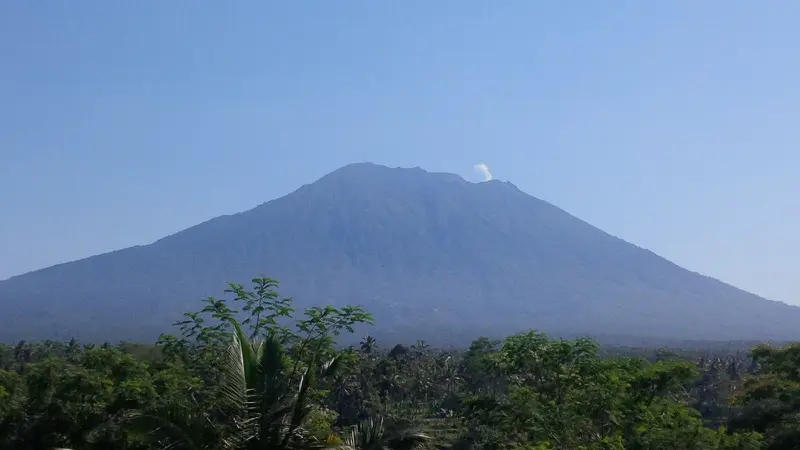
[1, 277, 797, 449]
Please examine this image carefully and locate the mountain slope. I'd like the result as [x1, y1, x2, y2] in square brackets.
[1, 162, 798, 343]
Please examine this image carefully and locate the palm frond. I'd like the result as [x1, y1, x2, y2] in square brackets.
[122, 404, 209, 450]
[341, 417, 433, 450]
[219, 327, 249, 416]
[343, 417, 386, 450]
[229, 319, 261, 393]
[320, 354, 344, 379]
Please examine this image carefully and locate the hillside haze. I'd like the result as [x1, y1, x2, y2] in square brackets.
[1, 162, 798, 344]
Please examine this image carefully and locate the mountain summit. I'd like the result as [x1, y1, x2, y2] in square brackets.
[1, 162, 798, 343]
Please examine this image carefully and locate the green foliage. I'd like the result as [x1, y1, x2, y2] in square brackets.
[0, 275, 787, 450]
[458, 331, 762, 450]
[133, 277, 373, 450]
[728, 343, 800, 449]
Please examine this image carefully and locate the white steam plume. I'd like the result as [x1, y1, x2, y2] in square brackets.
[473, 163, 493, 182]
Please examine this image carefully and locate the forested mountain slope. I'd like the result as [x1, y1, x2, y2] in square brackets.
[1, 162, 797, 343]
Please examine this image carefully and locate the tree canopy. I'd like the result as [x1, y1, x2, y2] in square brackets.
[0, 276, 794, 449]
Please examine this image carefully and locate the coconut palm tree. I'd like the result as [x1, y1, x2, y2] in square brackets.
[126, 319, 341, 450]
[360, 336, 378, 356]
[341, 417, 430, 450]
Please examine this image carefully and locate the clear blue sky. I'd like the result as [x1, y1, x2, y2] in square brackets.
[1, 1, 798, 304]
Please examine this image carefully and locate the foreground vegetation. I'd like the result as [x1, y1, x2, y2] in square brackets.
[1, 277, 799, 449]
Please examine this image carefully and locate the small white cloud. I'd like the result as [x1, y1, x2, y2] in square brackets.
[473, 163, 493, 182]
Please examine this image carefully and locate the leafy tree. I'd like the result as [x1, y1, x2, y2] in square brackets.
[133, 277, 372, 450]
[0, 275, 781, 450]
[730, 343, 800, 449]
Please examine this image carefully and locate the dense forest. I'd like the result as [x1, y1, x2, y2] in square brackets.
[1, 277, 799, 449]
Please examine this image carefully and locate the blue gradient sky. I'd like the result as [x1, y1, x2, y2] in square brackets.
[1, 1, 798, 304]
